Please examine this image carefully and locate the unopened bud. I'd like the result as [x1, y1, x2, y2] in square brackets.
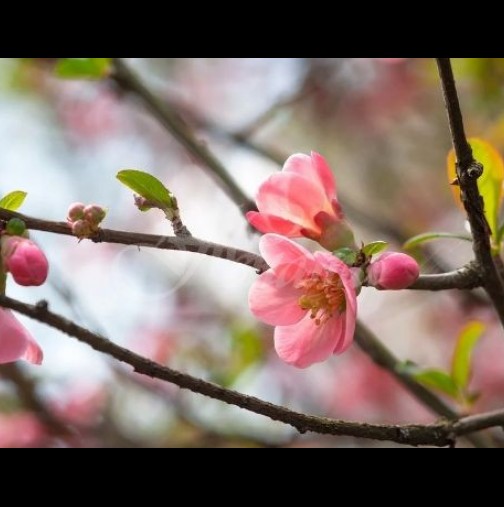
[367, 252, 420, 290]
[67, 202, 86, 222]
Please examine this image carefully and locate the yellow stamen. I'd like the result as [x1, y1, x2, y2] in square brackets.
[296, 273, 346, 326]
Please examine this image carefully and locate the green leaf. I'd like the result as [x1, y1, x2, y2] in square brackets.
[451, 321, 485, 391]
[55, 58, 111, 80]
[362, 241, 388, 257]
[412, 369, 459, 399]
[333, 247, 358, 266]
[0, 191, 27, 211]
[403, 232, 472, 250]
[116, 170, 174, 210]
[447, 138, 504, 239]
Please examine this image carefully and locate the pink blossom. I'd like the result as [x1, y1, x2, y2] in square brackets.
[2, 236, 49, 286]
[0, 412, 46, 448]
[249, 234, 357, 368]
[0, 308, 43, 365]
[367, 252, 419, 290]
[246, 152, 355, 251]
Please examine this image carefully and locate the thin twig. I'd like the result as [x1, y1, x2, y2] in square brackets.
[436, 58, 504, 328]
[0, 363, 74, 437]
[111, 58, 256, 215]
[0, 208, 482, 291]
[0, 294, 500, 447]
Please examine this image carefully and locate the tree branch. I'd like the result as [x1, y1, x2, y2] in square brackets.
[111, 58, 256, 215]
[0, 294, 500, 447]
[436, 58, 504, 327]
[0, 363, 74, 437]
[0, 208, 481, 291]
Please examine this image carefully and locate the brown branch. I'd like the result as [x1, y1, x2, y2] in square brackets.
[111, 58, 256, 215]
[436, 58, 504, 327]
[0, 363, 74, 437]
[0, 294, 500, 447]
[0, 208, 481, 291]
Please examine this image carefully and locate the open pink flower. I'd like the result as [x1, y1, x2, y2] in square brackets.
[0, 308, 43, 365]
[249, 234, 357, 368]
[1, 236, 49, 286]
[246, 152, 355, 251]
[367, 252, 419, 290]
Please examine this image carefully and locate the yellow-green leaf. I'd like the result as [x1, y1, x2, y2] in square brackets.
[117, 170, 174, 211]
[0, 191, 27, 211]
[55, 58, 111, 80]
[451, 321, 485, 391]
[403, 232, 472, 250]
[413, 369, 459, 399]
[447, 138, 504, 239]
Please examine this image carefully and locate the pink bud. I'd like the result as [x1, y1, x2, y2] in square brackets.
[71, 219, 93, 239]
[1, 236, 49, 287]
[367, 252, 419, 290]
[83, 204, 107, 226]
[67, 202, 86, 222]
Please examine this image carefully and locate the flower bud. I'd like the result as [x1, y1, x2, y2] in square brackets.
[367, 252, 419, 290]
[71, 219, 93, 239]
[84, 204, 107, 226]
[1, 236, 49, 287]
[67, 202, 86, 222]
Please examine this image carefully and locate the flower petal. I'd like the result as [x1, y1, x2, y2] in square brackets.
[256, 172, 332, 229]
[259, 234, 317, 282]
[274, 314, 344, 368]
[283, 152, 336, 198]
[22, 334, 44, 365]
[0, 309, 29, 364]
[314, 251, 357, 352]
[246, 211, 304, 237]
[249, 271, 305, 326]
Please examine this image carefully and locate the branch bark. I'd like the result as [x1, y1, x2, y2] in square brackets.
[0, 294, 500, 448]
[436, 58, 504, 327]
[111, 58, 256, 215]
[0, 208, 481, 291]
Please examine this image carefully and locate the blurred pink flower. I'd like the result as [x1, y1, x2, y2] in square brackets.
[249, 234, 357, 368]
[0, 308, 43, 365]
[0, 413, 46, 448]
[367, 252, 419, 290]
[2, 236, 49, 286]
[246, 152, 355, 251]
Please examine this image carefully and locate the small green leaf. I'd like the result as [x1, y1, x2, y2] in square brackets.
[362, 241, 388, 257]
[403, 232, 472, 250]
[0, 191, 27, 211]
[333, 247, 358, 266]
[117, 170, 174, 210]
[55, 58, 111, 79]
[412, 369, 459, 399]
[451, 321, 485, 391]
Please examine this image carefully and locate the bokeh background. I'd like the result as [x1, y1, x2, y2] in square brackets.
[1, 58, 503, 447]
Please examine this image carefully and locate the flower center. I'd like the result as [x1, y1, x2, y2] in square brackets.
[296, 272, 345, 326]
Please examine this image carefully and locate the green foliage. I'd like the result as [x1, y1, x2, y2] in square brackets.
[362, 241, 388, 257]
[403, 232, 471, 251]
[55, 58, 111, 79]
[221, 324, 264, 387]
[412, 369, 459, 398]
[116, 170, 174, 211]
[407, 321, 485, 406]
[0, 191, 27, 211]
[451, 321, 485, 392]
[333, 247, 358, 266]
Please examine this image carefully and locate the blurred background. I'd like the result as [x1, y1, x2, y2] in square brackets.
[1, 58, 503, 447]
